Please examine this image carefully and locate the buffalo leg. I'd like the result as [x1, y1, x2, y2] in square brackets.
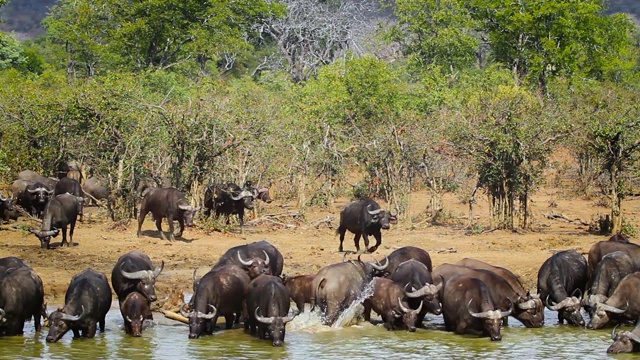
[166, 216, 176, 241]
[338, 227, 346, 252]
[224, 314, 234, 329]
[68, 222, 75, 247]
[99, 316, 106, 332]
[34, 310, 42, 332]
[558, 313, 565, 324]
[353, 233, 362, 252]
[155, 217, 169, 241]
[175, 218, 185, 238]
[368, 231, 382, 253]
[72, 328, 81, 338]
[86, 322, 97, 338]
[363, 301, 372, 322]
[136, 207, 149, 237]
[61, 228, 68, 247]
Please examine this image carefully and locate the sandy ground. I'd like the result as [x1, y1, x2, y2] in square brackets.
[1, 184, 638, 309]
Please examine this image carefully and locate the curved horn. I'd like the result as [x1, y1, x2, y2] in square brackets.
[342, 252, 348, 263]
[367, 204, 383, 215]
[529, 293, 540, 300]
[237, 251, 253, 266]
[60, 306, 84, 322]
[282, 311, 298, 324]
[153, 261, 164, 278]
[545, 295, 564, 311]
[370, 256, 389, 271]
[0, 194, 6, 201]
[405, 283, 438, 298]
[501, 301, 514, 318]
[231, 190, 252, 201]
[598, 302, 627, 314]
[46, 189, 55, 194]
[571, 288, 583, 300]
[196, 304, 217, 320]
[121, 269, 153, 280]
[467, 299, 490, 319]
[254, 307, 274, 324]
[180, 303, 192, 318]
[27, 188, 39, 193]
[178, 204, 194, 211]
[0, 308, 5, 320]
[263, 250, 270, 266]
[517, 299, 537, 310]
[398, 298, 412, 313]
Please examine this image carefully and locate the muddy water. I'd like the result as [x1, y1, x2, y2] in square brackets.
[0, 305, 635, 359]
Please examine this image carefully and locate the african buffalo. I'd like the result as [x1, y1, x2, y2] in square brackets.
[609, 233, 630, 243]
[0, 266, 45, 336]
[54, 177, 84, 218]
[441, 275, 511, 341]
[537, 249, 587, 326]
[584, 251, 636, 314]
[111, 250, 164, 304]
[383, 246, 433, 275]
[609, 323, 640, 354]
[434, 263, 544, 328]
[184, 265, 250, 339]
[283, 275, 315, 313]
[203, 183, 255, 226]
[363, 277, 424, 332]
[0, 194, 19, 223]
[137, 187, 198, 241]
[337, 199, 397, 253]
[120, 291, 151, 337]
[17, 170, 58, 190]
[389, 260, 442, 326]
[587, 241, 640, 284]
[28, 193, 83, 249]
[587, 273, 640, 329]
[24, 181, 54, 218]
[82, 177, 110, 205]
[0, 257, 30, 273]
[46, 268, 112, 342]
[245, 274, 296, 346]
[212, 240, 284, 278]
[310, 255, 388, 325]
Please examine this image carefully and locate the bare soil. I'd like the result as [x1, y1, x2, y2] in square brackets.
[1, 184, 638, 308]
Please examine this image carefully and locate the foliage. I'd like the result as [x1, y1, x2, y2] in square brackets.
[0, 32, 25, 70]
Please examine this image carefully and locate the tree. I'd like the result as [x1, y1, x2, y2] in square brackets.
[0, 33, 26, 70]
[256, 0, 378, 82]
[386, 0, 480, 72]
[566, 82, 640, 234]
[467, 0, 638, 93]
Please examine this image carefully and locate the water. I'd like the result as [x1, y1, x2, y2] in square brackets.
[0, 304, 635, 359]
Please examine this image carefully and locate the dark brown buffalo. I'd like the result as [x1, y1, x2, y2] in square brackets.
[537, 249, 587, 326]
[337, 199, 397, 253]
[435, 263, 543, 328]
[54, 177, 84, 219]
[212, 240, 284, 278]
[184, 265, 250, 338]
[441, 275, 511, 341]
[82, 177, 110, 205]
[17, 170, 58, 190]
[608, 233, 630, 243]
[384, 246, 433, 274]
[587, 241, 640, 284]
[245, 274, 296, 346]
[46, 268, 112, 342]
[389, 260, 442, 327]
[203, 183, 255, 226]
[28, 193, 82, 249]
[310, 256, 388, 325]
[363, 277, 423, 332]
[24, 181, 54, 218]
[609, 323, 640, 353]
[120, 291, 150, 337]
[137, 187, 198, 241]
[111, 250, 164, 304]
[283, 275, 315, 313]
[0, 257, 30, 273]
[0, 194, 19, 223]
[0, 266, 45, 336]
[587, 273, 640, 329]
[584, 251, 636, 314]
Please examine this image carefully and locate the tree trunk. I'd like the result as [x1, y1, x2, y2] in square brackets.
[611, 169, 622, 234]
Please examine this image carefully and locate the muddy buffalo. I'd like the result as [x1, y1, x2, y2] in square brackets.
[184, 265, 250, 339]
[212, 240, 284, 278]
[537, 249, 587, 326]
[46, 268, 111, 342]
[0, 266, 45, 336]
[441, 275, 511, 341]
[283, 274, 315, 313]
[137, 187, 198, 241]
[311, 256, 388, 325]
[364, 277, 424, 332]
[245, 274, 296, 346]
[120, 292, 151, 337]
[587, 273, 640, 329]
[337, 199, 397, 253]
[111, 250, 164, 304]
[28, 193, 83, 249]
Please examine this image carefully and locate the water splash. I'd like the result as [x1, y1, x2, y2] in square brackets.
[331, 279, 375, 328]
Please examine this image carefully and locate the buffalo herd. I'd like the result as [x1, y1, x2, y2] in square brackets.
[2, 235, 640, 353]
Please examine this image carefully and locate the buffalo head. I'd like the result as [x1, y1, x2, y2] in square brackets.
[254, 307, 296, 346]
[237, 250, 271, 278]
[28, 228, 60, 249]
[185, 304, 217, 339]
[394, 299, 423, 332]
[608, 324, 640, 353]
[46, 306, 84, 342]
[468, 299, 512, 341]
[545, 294, 585, 326]
[120, 261, 164, 302]
[587, 301, 627, 330]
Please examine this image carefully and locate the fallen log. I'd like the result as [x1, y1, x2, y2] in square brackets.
[162, 310, 189, 325]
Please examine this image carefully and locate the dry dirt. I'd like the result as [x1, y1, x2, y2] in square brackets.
[1, 185, 639, 308]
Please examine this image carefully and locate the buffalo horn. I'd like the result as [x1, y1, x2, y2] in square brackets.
[370, 256, 389, 271]
[366, 205, 383, 216]
[231, 190, 253, 201]
[517, 298, 537, 310]
[529, 292, 541, 300]
[178, 204, 194, 211]
[571, 288, 583, 300]
[398, 298, 411, 313]
[46, 189, 54, 194]
[254, 307, 275, 324]
[180, 303, 192, 318]
[545, 295, 565, 311]
[598, 302, 627, 314]
[0, 308, 5, 321]
[61, 306, 84, 322]
[0, 194, 6, 201]
[27, 188, 39, 193]
[467, 299, 490, 319]
[406, 283, 438, 298]
[263, 250, 270, 266]
[153, 261, 164, 278]
[283, 311, 298, 324]
[237, 251, 254, 266]
[121, 268, 153, 280]
[196, 305, 217, 320]
[612, 324, 621, 340]
[501, 301, 514, 318]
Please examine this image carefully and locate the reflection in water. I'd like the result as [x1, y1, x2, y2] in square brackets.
[0, 305, 632, 359]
